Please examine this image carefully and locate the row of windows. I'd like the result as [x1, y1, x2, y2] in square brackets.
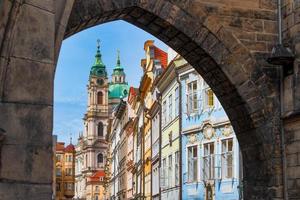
[56, 154, 73, 163]
[75, 153, 104, 172]
[161, 82, 216, 126]
[114, 75, 124, 83]
[187, 80, 215, 115]
[160, 151, 180, 189]
[56, 182, 74, 192]
[89, 91, 104, 105]
[85, 122, 104, 137]
[56, 168, 73, 177]
[187, 138, 234, 182]
[85, 153, 104, 166]
[162, 87, 179, 127]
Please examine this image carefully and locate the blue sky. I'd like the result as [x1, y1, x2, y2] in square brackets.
[54, 20, 168, 144]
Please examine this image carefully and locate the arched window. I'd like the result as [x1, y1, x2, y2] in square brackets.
[97, 91, 103, 104]
[98, 122, 103, 137]
[97, 153, 103, 164]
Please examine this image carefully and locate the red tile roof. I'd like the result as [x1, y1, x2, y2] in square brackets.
[56, 142, 65, 151]
[127, 87, 138, 104]
[154, 46, 168, 69]
[88, 170, 105, 183]
[56, 142, 75, 153]
[64, 144, 75, 153]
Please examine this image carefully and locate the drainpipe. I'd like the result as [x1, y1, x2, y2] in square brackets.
[280, 65, 288, 200]
[267, 0, 294, 73]
[278, 1, 289, 199]
[266, 1, 293, 199]
[176, 71, 182, 200]
[278, 0, 288, 199]
[278, 0, 282, 45]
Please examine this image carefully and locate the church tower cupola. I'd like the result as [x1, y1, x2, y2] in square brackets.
[90, 40, 107, 78]
[108, 50, 129, 104]
[112, 50, 126, 83]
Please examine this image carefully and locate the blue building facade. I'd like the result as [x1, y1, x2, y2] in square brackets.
[177, 59, 243, 200]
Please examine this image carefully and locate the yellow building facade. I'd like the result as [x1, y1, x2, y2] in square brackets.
[140, 40, 168, 200]
[86, 170, 106, 200]
[157, 57, 181, 200]
[104, 40, 168, 200]
[55, 142, 75, 200]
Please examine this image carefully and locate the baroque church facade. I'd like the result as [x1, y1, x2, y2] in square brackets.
[74, 42, 129, 200]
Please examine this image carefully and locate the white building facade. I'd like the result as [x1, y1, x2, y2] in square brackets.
[74, 44, 109, 200]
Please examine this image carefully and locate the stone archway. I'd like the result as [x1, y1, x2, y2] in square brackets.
[0, 0, 283, 199]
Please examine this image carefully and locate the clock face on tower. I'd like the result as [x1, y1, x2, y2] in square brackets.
[97, 79, 104, 85]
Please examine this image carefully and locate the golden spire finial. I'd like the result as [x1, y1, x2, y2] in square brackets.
[116, 49, 121, 66]
[97, 39, 100, 50]
[69, 133, 72, 144]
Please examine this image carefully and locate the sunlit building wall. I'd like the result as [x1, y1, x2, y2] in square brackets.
[157, 57, 181, 200]
[177, 57, 242, 200]
[55, 141, 75, 200]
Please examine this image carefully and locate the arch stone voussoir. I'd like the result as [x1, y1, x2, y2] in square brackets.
[0, 0, 285, 199]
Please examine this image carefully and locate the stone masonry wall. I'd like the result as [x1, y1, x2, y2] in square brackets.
[282, 0, 300, 199]
[284, 116, 300, 199]
[0, 1, 55, 199]
[65, 0, 283, 199]
[0, 0, 298, 199]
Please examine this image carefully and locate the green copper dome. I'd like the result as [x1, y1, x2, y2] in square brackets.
[90, 41, 107, 77]
[108, 83, 129, 99]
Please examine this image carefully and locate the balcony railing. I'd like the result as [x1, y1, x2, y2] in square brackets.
[182, 153, 235, 184]
[202, 153, 233, 181]
[203, 154, 216, 181]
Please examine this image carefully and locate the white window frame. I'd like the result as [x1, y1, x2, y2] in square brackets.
[187, 81, 198, 114]
[186, 144, 198, 183]
[221, 137, 234, 179]
[160, 158, 167, 189]
[162, 100, 167, 127]
[168, 154, 173, 187]
[186, 80, 203, 116]
[175, 87, 179, 117]
[202, 141, 215, 181]
[175, 151, 180, 186]
[204, 88, 215, 112]
[168, 94, 173, 122]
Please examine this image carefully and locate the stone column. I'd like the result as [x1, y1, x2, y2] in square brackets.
[0, 1, 55, 199]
